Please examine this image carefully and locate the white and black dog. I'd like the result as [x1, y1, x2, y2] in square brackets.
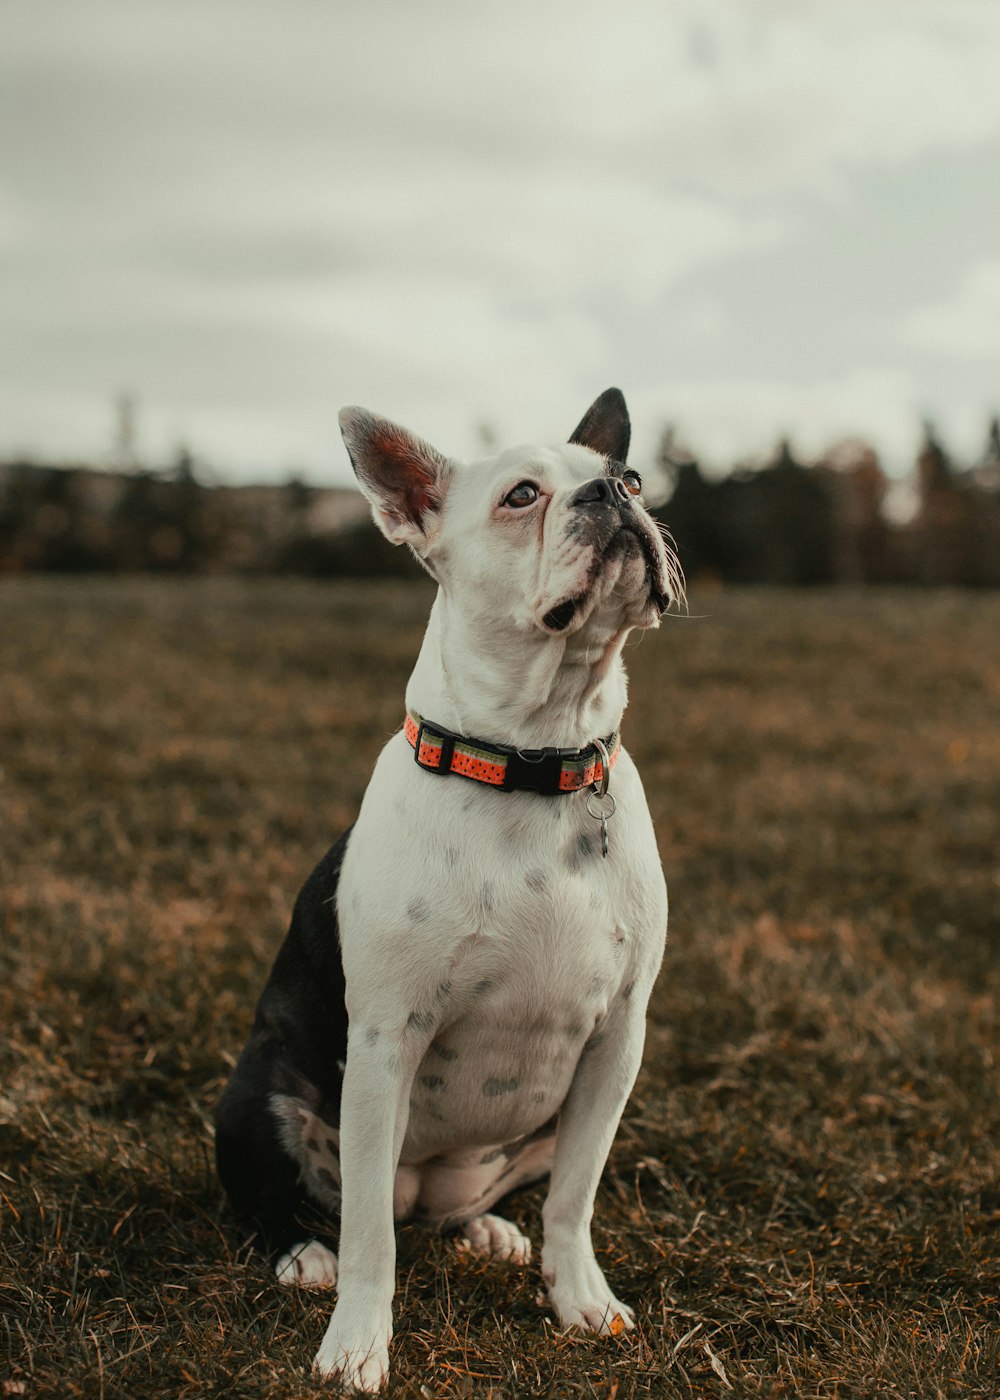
[215, 388, 683, 1391]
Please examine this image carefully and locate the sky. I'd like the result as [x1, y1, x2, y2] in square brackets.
[2, 0, 999, 487]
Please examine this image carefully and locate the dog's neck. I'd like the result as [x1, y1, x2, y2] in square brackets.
[405, 591, 630, 751]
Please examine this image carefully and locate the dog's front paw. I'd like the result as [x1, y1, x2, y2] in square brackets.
[543, 1251, 634, 1336]
[313, 1300, 392, 1393]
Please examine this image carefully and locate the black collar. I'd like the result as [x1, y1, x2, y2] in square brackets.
[403, 711, 620, 795]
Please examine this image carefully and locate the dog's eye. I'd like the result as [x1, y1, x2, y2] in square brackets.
[622, 470, 642, 496]
[504, 481, 539, 508]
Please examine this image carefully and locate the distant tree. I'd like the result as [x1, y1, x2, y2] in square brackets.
[284, 475, 313, 513]
[111, 391, 141, 473]
[171, 444, 197, 484]
[275, 517, 422, 578]
[916, 419, 953, 499]
[656, 434, 835, 585]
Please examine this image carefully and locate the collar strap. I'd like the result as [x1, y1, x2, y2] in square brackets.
[403, 711, 620, 795]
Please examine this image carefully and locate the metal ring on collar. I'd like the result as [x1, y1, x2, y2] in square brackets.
[591, 736, 611, 798]
[586, 790, 616, 821]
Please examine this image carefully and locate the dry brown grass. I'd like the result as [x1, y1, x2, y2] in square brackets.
[1, 577, 998, 1399]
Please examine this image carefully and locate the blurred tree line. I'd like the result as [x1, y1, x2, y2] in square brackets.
[659, 420, 1000, 586]
[1, 420, 999, 585]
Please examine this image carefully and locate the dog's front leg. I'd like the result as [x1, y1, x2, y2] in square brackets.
[313, 1015, 429, 1392]
[541, 998, 647, 1335]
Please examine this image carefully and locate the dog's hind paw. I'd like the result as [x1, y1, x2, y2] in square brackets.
[275, 1239, 339, 1289]
[456, 1213, 532, 1263]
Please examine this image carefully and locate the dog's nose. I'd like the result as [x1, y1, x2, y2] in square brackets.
[570, 476, 631, 508]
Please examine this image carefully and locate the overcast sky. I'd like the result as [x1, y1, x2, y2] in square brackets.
[2, 0, 999, 485]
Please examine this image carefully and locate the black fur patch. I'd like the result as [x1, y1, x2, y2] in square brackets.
[214, 827, 353, 1258]
[482, 1076, 520, 1097]
[525, 868, 549, 894]
[567, 830, 595, 872]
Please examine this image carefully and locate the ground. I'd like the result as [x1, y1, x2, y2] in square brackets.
[1, 577, 997, 1399]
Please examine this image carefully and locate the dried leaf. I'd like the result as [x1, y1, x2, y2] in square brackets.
[703, 1340, 732, 1389]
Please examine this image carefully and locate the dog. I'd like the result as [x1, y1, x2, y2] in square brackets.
[214, 388, 682, 1391]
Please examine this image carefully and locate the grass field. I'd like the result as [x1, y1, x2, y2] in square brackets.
[1, 577, 998, 1399]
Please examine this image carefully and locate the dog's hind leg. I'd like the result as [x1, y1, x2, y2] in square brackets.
[454, 1127, 556, 1262]
[418, 1121, 556, 1263]
[215, 1026, 342, 1270]
[215, 829, 353, 1276]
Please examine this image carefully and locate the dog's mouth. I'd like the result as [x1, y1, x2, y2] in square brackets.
[541, 525, 669, 634]
[542, 598, 581, 632]
[537, 512, 669, 638]
[620, 517, 670, 613]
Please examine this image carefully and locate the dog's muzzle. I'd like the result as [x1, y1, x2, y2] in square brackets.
[562, 477, 670, 617]
[569, 476, 635, 511]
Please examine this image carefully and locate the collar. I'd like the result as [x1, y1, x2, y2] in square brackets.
[403, 711, 620, 795]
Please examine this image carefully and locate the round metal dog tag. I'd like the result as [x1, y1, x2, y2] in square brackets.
[586, 790, 616, 858]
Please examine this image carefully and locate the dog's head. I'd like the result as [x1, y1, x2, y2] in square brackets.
[340, 389, 682, 641]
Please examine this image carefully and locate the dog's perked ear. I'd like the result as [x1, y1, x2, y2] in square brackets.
[339, 408, 451, 550]
[569, 388, 631, 464]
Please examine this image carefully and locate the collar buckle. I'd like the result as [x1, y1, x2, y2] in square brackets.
[413, 718, 455, 775]
[505, 745, 564, 794]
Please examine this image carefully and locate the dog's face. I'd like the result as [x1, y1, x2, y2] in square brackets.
[340, 389, 682, 642]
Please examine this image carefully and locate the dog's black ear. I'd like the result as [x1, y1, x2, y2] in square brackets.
[339, 408, 452, 550]
[569, 388, 631, 463]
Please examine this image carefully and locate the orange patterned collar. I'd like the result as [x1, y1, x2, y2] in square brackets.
[403, 711, 620, 795]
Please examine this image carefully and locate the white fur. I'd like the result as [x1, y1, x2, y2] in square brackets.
[275, 1239, 339, 1289]
[457, 1213, 532, 1262]
[312, 406, 677, 1390]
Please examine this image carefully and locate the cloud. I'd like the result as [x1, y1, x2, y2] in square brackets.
[900, 259, 1000, 359]
[629, 365, 924, 475]
[1, 0, 999, 476]
[637, 2, 1000, 199]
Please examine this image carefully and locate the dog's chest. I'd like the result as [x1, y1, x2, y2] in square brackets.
[340, 737, 666, 1161]
[405, 856, 628, 1155]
